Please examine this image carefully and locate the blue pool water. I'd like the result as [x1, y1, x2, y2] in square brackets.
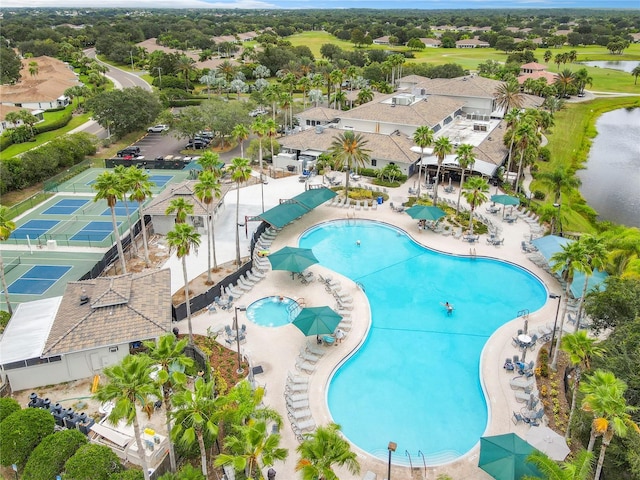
[299, 220, 547, 464]
[246, 296, 300, 327]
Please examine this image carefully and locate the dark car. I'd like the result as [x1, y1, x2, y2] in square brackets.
[193, 135, 211, 145]
[117, 146, 141, 157]
[185, 140, 207, 150]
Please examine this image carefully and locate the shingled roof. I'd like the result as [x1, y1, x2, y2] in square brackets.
[42, 269, 172, 356]
[143, 180, 232, 216]
[413, 76, 503, 99]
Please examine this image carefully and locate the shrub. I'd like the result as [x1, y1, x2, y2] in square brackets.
[0, 408, 55, 467]
[532, 190, 546, 200]
[0, 398, 21, 423]
[64, 444, 122, 480]
[33, 111, 72, 135]
[22, 429, 87, 480]
[538, 147, 551, 162]
[109, 469, 145, 480]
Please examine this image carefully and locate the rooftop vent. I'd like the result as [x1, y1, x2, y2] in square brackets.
[315, 125, 325, 134]
[80, 295, 90, 305]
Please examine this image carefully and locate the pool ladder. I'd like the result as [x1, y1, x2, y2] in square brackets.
[288, 298, 305, 316]
[356, 282, 365, 292]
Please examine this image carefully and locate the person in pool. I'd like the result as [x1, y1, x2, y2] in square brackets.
[442, 301, 454, 315]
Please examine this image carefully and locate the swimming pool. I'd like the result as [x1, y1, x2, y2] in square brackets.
[299, 219, 547, 464]
[246, 296, 300, 327]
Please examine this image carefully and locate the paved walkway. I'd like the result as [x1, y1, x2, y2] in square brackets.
[170, 174, 562, 480]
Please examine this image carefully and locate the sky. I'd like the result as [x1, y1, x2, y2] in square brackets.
[2, 0, 639, 8]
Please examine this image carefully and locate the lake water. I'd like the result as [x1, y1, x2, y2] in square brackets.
[580, 61, 639, 73]
[577, 108, 640, 228]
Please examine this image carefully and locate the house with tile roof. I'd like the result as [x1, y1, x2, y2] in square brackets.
[517, 62, 558, 86]
[455, 38, 490, 48]
[0, 269, 172, 391]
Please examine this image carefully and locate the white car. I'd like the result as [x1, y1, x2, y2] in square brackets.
[147, 124, 169, 133]
[249, 108, 267, 117]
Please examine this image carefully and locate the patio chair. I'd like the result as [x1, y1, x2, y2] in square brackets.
[285, 381, 308, 393]
[306, 341, 326, 357]
[295, 358, 316, 374]
[288, 407, 313, 422]
[224, 325, 235, 339]
[528, 334, 539, 349]
[515, 390, 537, 403]
[343, 198, 351, 209]
[286, 392, 309, 403]
[512, 411, 525, 425]
[287, 398, 310, 410]
[288, 371, 309, 384]
[510, 375, 535, 391]
[503, 358, 515, 371]
[299, 350, 320, 364]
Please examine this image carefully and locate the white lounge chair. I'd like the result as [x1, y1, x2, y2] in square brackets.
[362, 471, 377, 480]
[286, 381, 308, 393]
[287, 398, 310, 410]
[510, 376, 535, 391]
[287, 371, 309, 384]
[295, 359, 316, 374]
[288, 407, 312, 421]
[287, 392, 309, 402]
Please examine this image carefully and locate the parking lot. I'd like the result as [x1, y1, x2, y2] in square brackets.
[127, 130, 190, 160]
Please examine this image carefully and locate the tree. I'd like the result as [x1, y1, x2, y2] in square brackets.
[252, 118, 268, 212]
[94, 355, 161, 480]
[524, 449, 593, 480]
[561, 331, 604, 440]
[0, 408, 55, 468]
[216, 420, 288, 479]
[580, 370, 639, 480]
[550, 240, 589, 370]
[431, 136, 454, 206]
[328, 130, 371, 201]
[172, 377, 224, 478]
[555, 69, 575, 98]
[573, 68, 592, 95]
[23, 429, 87, 480]
[64, 443, 122, 480]
[574, 235, 608, 330]
[167, 222, 201, 345]
[0, 206, 16, 314]
[232, 124, 250, 159]
[0, 45, 22, 84]
[632, 65, 640, 85]
[177, 55, 195, 91]
[585, 277, 640, 334]
[356, 87, 374, 105]
[296, 423, 360, 480]
[143, 334, 194, 473]
[413, 126, 435, 198]
[543, 50, 553, 63]
[513, 121, 539, 193]
[494, 80, 524, 114]
[378, 163, 403, 183]
[461, 176, 489, 235]
[127, 167, 154, 268]
[228, 157, 252, 268]
[455, 144, 476, 215]
[0, 398, 20, 423]
[502, 109, 521, 187]
[166, 198, 194, 224]
[114, 165, 139, 257]
[93, 171, 127, 274]
[194, 170, 222, 283]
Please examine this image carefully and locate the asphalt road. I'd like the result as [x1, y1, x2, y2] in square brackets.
[85, 48, 151, 91]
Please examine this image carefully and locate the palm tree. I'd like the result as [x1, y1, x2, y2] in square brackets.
[431, 136, 454, 206]
[536, 167, 580, 234]
[503, 109, 521, 183]
[0, 206, 16, 315]
[264, 118, 278, 161]
[143, 334, 194, 472]
[356, 86, 374, 105]
[524, 449, 593, 480]
[114, 165, 138, 256]
[93, 171, 127, 274]
[228, 157, 252, 268]
[413, 126, 435, 198]
[167, 222, 200, 345]
[127, 167, 155, 268]
[232, 124, 250, 159]
[632, 65, 640, 85]
[28, 61, 39, 78]
[223, 381, 282, 428]
[177, 55, 195, 91]
[561, 331, 604, 440]
[494, 80, 524, 114]
[555, 69, 575, 98]
[455, 144, 476, 214]
[580, 370, 639, 480]
[166, 198, 194, 224]
[197, 151, 222, 172]
[252, 118, 268, 212]
[298, 75, 311, 109]
[461, 176, 489, 235]
[513, 121, 539, 193]
[94, 355, 160, 480]
[328, 130, 371, 201]
[574, 68, 592, 95]
[215, 420, 288, 479]
[574, 235, 608, 330]
[194, 170, 222, 283]
[550, 240, 589, 370]
[296, 423, 360, 480]
[172, 377, 224, 477]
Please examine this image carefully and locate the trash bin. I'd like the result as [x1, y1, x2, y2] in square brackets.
[377, 196, 383, 205]
[267, 468, 276, 480]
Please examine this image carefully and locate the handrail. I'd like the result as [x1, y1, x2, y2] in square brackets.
[418, 450, 427, 478]
[405, 450, 413, 470]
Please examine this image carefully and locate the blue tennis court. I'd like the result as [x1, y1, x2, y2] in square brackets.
[70, 221, 121, 242]
[150, 175, 173, 187]
[7, 265, 72, 295]
[10, 220, 59, 239]
[101, 200, 137, 217]
[42, 199, 88, 215]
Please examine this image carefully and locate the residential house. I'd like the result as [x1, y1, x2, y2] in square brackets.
[455, 38, 490, 48]
[517, 62, 558, 86]
[0, 269, 172, 391]
[419, 38, 442, 48]
[373, 36, 391, 45]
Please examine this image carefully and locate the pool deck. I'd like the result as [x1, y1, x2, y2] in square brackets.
[171, 173, 563, 480]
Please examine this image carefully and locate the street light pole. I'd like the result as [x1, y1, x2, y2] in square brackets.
[234, 306, 246, 374]
[154, 67, 162, 88]
[387, 441, 397, 480]
[548, 293, 562, 362]
[129, 50, 134, 71]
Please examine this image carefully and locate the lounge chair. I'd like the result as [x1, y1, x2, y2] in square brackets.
[299, 351, 320, 364]
[287, 398, 310, 410]
[285, 381, 308, 393]
[510, 375, 535, 391]
[287, 407, 312, 421]
[343, 198, 351, 208]
[335, 300, 354, 311]
[286, 392, 309, 403]
[295, 359, 316, 374]
[288, 371, 309, 384]
[363, 472, 377, 480]
[291, 418, 316, 439]
[306, 341, 326, 357]
[515, 390, 537, 403]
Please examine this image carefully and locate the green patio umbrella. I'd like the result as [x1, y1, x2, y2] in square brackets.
[292, 306, 343, 336]
[479, 433, 541, 480]
[490, 194, 520, 219]
[405, 205, 447, 222]
[268, 246, 319, 274]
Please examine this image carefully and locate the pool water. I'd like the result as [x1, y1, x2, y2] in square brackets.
[299, 220, 546, 464]
[246, 296, 300, 327]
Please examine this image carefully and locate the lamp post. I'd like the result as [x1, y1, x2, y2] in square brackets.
[234, 306, 246, 374]
[387, 441, 397, 480]
[129, 50, 134, 71]
[154, 66, 162, 88]
[548, 294, 562, 362]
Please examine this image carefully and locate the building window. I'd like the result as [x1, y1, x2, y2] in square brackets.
[371, 159, 377, 167]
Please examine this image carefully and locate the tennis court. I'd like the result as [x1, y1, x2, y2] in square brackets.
[42, 199, 89, 215]
[50, 168, 188, 194]
[70, 221, 121, 242]
[10, 220, 60, 240]
[101, 200, 138, 217]
[7, 265, 72, 295]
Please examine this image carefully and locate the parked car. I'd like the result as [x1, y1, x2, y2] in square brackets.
[193, 135, 211, 144]
[185, 140, 207, 150]
[117, 146, 141, 157]
[197, 131, 214, 139]
[249, 108, 267, 117]
[147, 124, 169, 133]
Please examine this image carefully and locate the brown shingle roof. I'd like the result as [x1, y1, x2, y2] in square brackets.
[43, 269, 172, 356]
[144, 179, 232, 216]
[472, 121, 509, 167]
[295, 106, 340, 123]
[413, 76, 503, 99]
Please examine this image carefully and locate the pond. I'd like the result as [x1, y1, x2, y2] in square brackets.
[579, 61, 639, 73]
[577, 108, 640, 228]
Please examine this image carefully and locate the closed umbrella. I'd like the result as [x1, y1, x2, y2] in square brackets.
[292, 306, 343, 336]
[479, 433, 541, 480]
[526, 426, 570, 461]
[405, 205, 447, 222]
[268, 246, 318, 274]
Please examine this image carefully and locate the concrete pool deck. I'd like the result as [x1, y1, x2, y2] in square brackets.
[170, 173, 564, 480]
